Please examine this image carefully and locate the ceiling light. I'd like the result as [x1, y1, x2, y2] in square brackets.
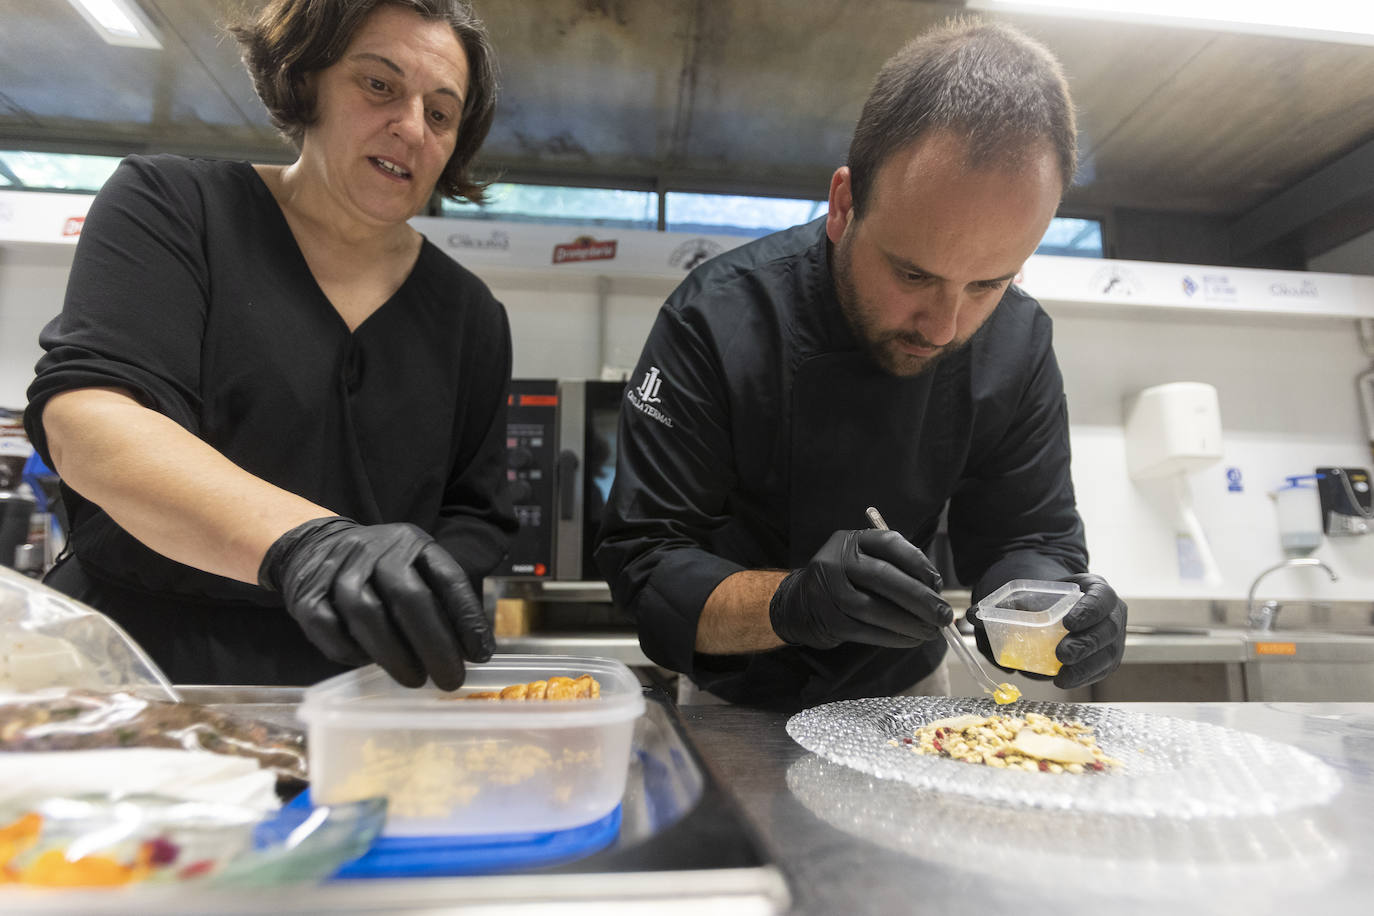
[966, 0, 1374, 46]
[66, 0, 162, 50]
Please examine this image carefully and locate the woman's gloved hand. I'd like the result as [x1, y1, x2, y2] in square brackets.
[965, 572, 1127, 689]
[769, 529, 953, 650]
[259, 517, 494, 690]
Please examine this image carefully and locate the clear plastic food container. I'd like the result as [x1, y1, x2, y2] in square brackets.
[976, 580, 1082, 677]
[298, 655, 645, 837]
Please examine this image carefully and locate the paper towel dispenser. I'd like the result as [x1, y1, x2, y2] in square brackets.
[1123, 382, 1223, 480]
[1123, 382, 1224, 586]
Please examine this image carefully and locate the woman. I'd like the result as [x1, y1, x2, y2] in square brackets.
[23, 0, 515, 689]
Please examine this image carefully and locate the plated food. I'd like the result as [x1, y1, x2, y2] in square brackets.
[788, 696, 1342, 817]
[895, 711, 1120, 773]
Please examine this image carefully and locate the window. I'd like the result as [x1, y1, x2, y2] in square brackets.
[1035, 217, 1103, 258]
[665, 192, 827, 238]
[440, 183, 657, 230]
[0, 151, 123, 192]
[434, 181, 1105, 258]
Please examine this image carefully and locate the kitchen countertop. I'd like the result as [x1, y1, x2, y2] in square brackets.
[7, 690, 1367, 914]
[679, 700, 1374, 915]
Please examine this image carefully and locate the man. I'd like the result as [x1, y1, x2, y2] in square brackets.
[595, 18, 1127, 711]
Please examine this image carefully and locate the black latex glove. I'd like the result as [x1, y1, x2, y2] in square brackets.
[259, 517, 494, 690]
[966, 572, 1127, 689]
[769, 529, 953, 650]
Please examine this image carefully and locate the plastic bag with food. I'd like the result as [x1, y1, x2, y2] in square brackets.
[0, 565, 176, 700]
[0, 689, 307, 787]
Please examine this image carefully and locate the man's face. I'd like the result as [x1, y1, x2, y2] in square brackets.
[827, 130, 1062, 377]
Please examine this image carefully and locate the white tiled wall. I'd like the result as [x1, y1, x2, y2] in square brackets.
[3, 245, 1371, 601]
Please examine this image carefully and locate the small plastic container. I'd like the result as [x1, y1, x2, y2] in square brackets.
[298, 655, 645, 837]
[976, 580, 1082, 677]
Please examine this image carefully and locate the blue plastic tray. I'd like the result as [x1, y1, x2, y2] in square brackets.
[262, 791, 622, 879]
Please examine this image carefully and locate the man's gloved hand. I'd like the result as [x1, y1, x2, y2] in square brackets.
[965, 572, 1127, 689]
[259, 517, 494, 690]
[769, 529, 953, 650]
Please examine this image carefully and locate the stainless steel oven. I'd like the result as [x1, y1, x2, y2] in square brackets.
[495, 378, 626, 581]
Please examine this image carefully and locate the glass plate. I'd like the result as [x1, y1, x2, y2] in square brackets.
[784, 752, 1350, 901]
[785, 696, 1342, 818]
[0, 792, 385, 894]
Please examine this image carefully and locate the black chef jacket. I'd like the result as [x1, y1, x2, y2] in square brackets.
[595, 218, 1088, 710]
[24, 155, 516, 684]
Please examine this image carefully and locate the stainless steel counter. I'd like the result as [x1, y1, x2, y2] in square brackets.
[5, 688, 1369, 913]
[680, 701, 1374, 916]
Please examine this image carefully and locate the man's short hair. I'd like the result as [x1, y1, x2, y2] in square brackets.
[847, 17, 1077, 217]
[230, 0, 498, 204]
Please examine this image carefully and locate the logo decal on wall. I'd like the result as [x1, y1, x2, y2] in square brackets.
[1269, 279, 1319, 299]
[668, 238, 724, 271]
[1092, 265, 1143, 297]
[553, 235, 618, 264]
[447, 229, 509, 251]
[1202, 274, 1236, 302]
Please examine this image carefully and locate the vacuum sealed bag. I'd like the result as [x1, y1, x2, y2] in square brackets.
[0, 567, 307, 785]
[0, 689, 307, 785]
[0, 565, 176, 700]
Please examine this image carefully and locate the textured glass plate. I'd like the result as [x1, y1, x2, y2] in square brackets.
[786, 697, 1342, 818]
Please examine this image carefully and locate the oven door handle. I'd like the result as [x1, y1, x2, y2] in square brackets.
[557, 449, 581, 520]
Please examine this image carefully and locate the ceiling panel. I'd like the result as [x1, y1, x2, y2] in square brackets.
[477, 0, 696, 180]
[664, 1, 946, 187]
[0, 0, 1372, 242]
[153, 0, 276, 129]
[1085, 30, 1374, 212]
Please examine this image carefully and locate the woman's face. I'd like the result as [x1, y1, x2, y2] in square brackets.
[301, 4, 470, 226]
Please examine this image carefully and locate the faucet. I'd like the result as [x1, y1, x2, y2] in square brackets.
[1245, 558, 1339, 631]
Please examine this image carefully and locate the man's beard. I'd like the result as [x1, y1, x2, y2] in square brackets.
[831, 234, 957, 379]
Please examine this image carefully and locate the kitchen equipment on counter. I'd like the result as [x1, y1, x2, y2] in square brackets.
[1273, 474, 1323, 556]
[298, 655, 644, 838]
[495, 379, 627, 581]
[0, 491, 35, 572]
[0, 408, 28, 494]
[1123, 382, 1224, 585]
[1316, 466, 1372, 537]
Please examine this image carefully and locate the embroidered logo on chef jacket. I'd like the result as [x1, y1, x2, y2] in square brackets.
[635, 366, 663, 403]
[626, 366, 675, 428]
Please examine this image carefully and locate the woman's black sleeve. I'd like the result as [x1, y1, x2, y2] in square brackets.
[24, 156, 209, 465]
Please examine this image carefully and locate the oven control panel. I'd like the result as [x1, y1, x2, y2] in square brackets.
[494, 379, 559, 577]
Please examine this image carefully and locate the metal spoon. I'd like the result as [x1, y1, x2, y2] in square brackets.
[865, 507, 1020, 704]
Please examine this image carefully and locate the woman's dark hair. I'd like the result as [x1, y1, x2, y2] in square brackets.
[230, 0, 498, 203]
[847, 17, 1077, 218]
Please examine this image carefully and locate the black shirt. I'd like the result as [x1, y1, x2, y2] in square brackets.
[595, 218, 1087, 710]
[25, 155, 516, 680]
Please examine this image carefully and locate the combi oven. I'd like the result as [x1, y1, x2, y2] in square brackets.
[495, 378, 626, 581]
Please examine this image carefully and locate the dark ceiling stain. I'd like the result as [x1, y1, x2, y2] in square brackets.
[513, 129, 592, 159]
[553, 0, 633, 37]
